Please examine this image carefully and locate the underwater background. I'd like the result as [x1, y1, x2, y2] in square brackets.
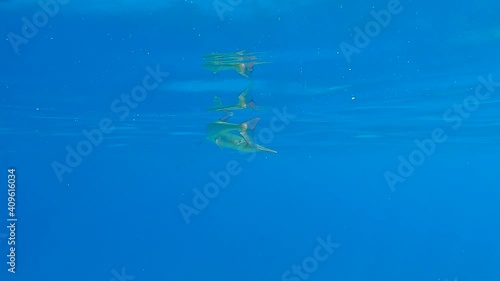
[1, 0, 500, 280]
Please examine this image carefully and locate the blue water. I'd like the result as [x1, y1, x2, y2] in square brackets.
[2, 0, 500, 281]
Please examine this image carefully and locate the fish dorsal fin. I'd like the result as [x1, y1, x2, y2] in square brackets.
[213, 96, 222, 107]
[241, 117, 260, 131]
[237, 92, 246, 107]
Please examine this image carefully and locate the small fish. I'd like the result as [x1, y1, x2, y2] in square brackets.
[203, 50, 264, 61]
[206, 113, 260, 147]
[209, 85, 257, 112]
[203, 50, 247, 60]
[203, 51, 270, 78]
[215, 132, 277, 153]
[203, 61, 269, 78]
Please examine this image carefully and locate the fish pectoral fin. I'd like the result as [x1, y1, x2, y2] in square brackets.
[238, 70, 250, 78]
[238, 119, 260, 146]
[215, 138, 224, 151]
[239, 131, 257, 148]
[219, 112, 233, 121]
